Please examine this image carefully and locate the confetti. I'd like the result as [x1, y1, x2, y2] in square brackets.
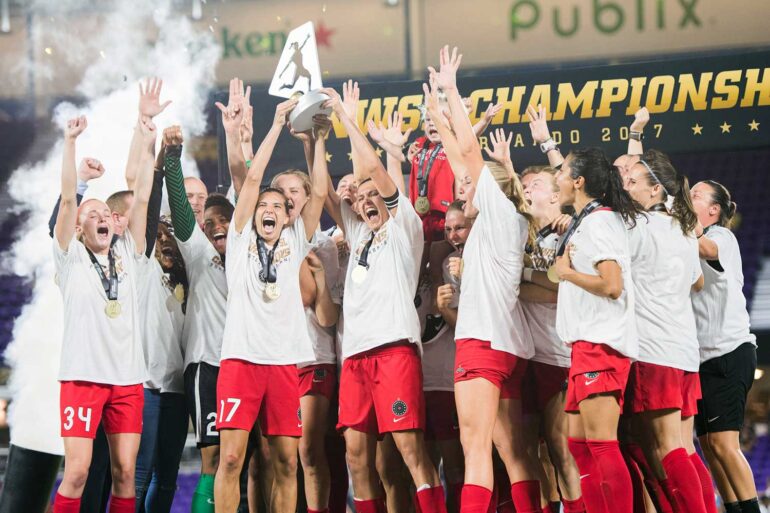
[44, 47, 52, 55]
[99, 50, 106, 59]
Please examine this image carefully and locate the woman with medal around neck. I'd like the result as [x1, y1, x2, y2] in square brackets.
[213, 96, 328, 513]
[529, 103, 643, 513]
[53, 115, 156, 513]
[624, 149, 714, 513]
[689, 180, 759, 513]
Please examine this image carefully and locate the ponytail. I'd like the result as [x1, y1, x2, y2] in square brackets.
[703, 180, 737, 228]
[671, 174, 698, 235]
[486, 161, 538, 249]
[638, 149, 697, 235]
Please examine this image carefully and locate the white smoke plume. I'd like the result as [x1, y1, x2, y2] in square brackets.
[3, 0, 219, 454]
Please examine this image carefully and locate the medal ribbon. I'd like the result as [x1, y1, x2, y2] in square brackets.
[256, 235, 282, 284]
[649, 202, 668, 213]
[416, 143, 442, 198]
[356, 231, 377, 269]
[554, 200, 605, 257]
[86, 247, 118, 300]
[525, 224, 557, 254]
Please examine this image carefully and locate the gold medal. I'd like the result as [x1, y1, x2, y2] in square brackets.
[265, 282, 281, 301]
[351, 265, 368, 284]
[547, 265, 560, 283]
[173, 283, 185, 303]
[105, 300, 122, 318]
[415, 196, 430, 215]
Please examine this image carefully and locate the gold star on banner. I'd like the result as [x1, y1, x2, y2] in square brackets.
[749, 119, 760, 131]
[325, 152, 332, 163]
[720, 121, 731, 133]
[691, 123, 703, 135]
[375, 148, 383, 158]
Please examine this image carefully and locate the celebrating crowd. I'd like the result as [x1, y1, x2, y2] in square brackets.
[49, 46, 758, 513]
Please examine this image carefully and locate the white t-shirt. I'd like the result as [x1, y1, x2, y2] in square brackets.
[627, 213, 701, 371]
[221, 217, 314, 365]
[454, 166, 533, 358]
[332, 225, 350, 366]
[299, 231, 341, 368]
[419, 252, 458, 392]
[555, 210, 638, 359]
[691, 225, 756, 362]
[522, 232, 571, 368]
[340, 195, 424, 358]
[177, 225, 227, 368]
[53, 233, 147, 385]
[136, 255, 186, 393]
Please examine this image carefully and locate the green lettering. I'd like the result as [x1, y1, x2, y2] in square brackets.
[244, 33, 263, 56]
[553, 5, 579, 37]
[593, 0, 624, 34]
[510, 0, 539, 40]
[221, 27, 242, 58]
[679, 0, 701, 27]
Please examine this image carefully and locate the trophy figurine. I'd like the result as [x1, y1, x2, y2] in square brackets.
[269, 22, 331, 132]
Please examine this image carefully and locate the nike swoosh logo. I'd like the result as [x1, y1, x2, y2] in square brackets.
[298, 424, 303, 428]
[393, 417, 406, 423]
[207, 499, 215, 504]
[579, 474, 590, 480]
[584, 379, 598, 386]
[708, 416, 720, 423]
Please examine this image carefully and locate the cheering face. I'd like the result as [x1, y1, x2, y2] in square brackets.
[155, 223, 181, 272]
[423, 111, 444, 144]
[77, 199, 114, 253]
[356, 180, 389, 231]
[690, 182, 719, 227]
[203, 205, 230, 256]
[555, 157, 577, 208]
[336, 174, 358, 207]
[613, 154, 640, 187]
[625, 164, 658, 208]
[273, 174, 308, 225]
[522, 172, 558, 219]
[255, 191, 288, 243]
[184, 177, 208, 226]
[444, 209, 471, 249]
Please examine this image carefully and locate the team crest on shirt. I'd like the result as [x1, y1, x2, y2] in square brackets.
[209, 255, 224, 272]
[354, 227, 389, 262]
[297, 407, 302, 421]
[248, 238, 292, 269]
[392, 399, 408, 417]
[583, 371, 600, 379]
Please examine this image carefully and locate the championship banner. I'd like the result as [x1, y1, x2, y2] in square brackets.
[216, 49, 769, 183]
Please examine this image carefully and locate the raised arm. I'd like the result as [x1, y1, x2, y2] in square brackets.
[49, 158, 103, 237]
[321, 87, 398, 206]
[215, 77, 248, 198]
[483, 127, 515, 177]
[628, 107, 649, 156]
[145, 147, 165, 258]
[422, 80, 468, 184]
[127, 117, 157, 256]
[527, 104, 564, 169]
[163, 133, 196, 242]
[55, 116, 88, 250]
[233, 98, 298, 233]
[128, 78, 171, 188]
[240, 85, 254, 161]
[472, 102, 503, 137]
[369, 111, 413, 192]
[301, 116, 331, 240]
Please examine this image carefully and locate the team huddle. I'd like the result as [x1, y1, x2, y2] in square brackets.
[50, 47, 758, 513]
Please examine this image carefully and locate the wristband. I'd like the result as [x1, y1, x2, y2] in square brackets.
[629, 131, 643, 141]
[697, 231, 704, 239]
[522, 268, 534, 282]
[539, 138, 558, 154]
[76, 179, 88, 196]
[383, 190, 400, 209]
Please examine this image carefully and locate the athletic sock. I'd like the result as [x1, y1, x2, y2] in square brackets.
[689, 452, 719, 513]
[108, 495, 135, 513]
[509, 480, 543, 513]
[53, 492, 81, 513]
[353, 498, 387, 513]
[619, 443, 648, 513]
[724, 502, 742, 513]
[541, 504, 553, 513]
[585, 440, 633, 513]
[738, 498, 761, 513]
[660, 448, 707, 513]
[460, 484, 492, 513]
[562, 496, 587, 513]
[567, 438, 607, 513]
[191, 473, 215, 513]
[623, 442, 673, 513]
[416, 485, 448, 513]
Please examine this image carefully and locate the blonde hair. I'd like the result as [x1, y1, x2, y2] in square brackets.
[521, 165, 558, 192]
[485, 161, 537, 248]
[270, 169, 311, 197]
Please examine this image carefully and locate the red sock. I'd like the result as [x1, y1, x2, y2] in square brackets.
[353, 498, 387, 513]
[510, 480, 543, 513]
[108, 496, 135, 513]
[624, 442, 673, 513]
[690, 452, 718, 513]
[620, 443, 652, 513]
[562, 496, 587, 513]
[585, 440, 633, 513]
[567, 438, 607, 513]
[660, 449, 707, 513]
[416, 486, 448, 513]
[460, 484, 492, 513]
[542, 504, 553, 513]
[53, 493, 81, 513]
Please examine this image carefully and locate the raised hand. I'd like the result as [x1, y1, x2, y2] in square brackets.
[550, 213, 573, 235]
[240, 85, 254, 143]
[215, 77, 246, 135]
[428, 45, 462, 92]
[630, 106, 650, 132]
[483, 128, 513, 163]
[162, 125, 183, 147]
[138, 78, 171, 119]
[366, 120, 387, 144]
[527, 104, 551, 144]
[341, 79, 360, 121]
[383, 111, 413, 147]
[422, 81, 450, 131]
[138, 116, 157, 146]
[64, 116, 87, 140]
[77, 158, 105, 182]
[273, 98, 299, 128]
[320, 87, 345, 119]
[313, 114, 332, 141]
[483, 102, 504, 123]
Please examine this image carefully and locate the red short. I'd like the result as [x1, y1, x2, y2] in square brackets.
[454, 339, 528, 399]
[681, 371, 701, 418]
[565, 341, 631, 413]
[422, 211, 446, 243]
[216, 359, 301, 437]
[337, 342, 425, 435]
[522, 361, 570, 415]
[59, 381, 143, 438]
[298, 364, 337, 401]
[424, 391, 459, 441]
[624, 361, 695, 415]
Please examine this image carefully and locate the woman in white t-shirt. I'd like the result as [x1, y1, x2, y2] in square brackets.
[623, 149, 713, 513]
[690, 180, 759, 513]
[52, 116, 155, 513]
[424, 48, 546, 513]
